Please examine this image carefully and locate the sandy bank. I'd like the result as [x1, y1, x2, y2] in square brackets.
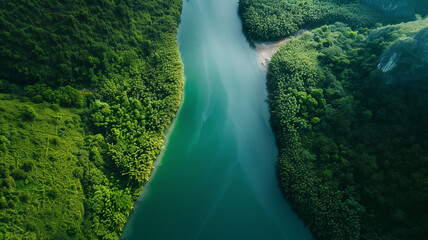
[256, 29, 308, 71]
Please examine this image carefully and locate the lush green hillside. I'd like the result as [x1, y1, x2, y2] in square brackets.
[238, 0, 387, 41]
[0, 0, 183, 239]
[238, 0, 428, 42]
[267, 18, 428, 240]
[0, 95, 86, 239]
[238, 0, 428, 239]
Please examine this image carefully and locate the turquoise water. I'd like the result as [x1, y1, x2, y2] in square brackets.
[122, 0, 313, 239]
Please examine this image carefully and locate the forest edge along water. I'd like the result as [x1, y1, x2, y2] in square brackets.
[256, 29, 309, 71]
[122, 0, 313, 239]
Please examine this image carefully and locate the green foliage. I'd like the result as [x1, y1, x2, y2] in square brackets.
[20, 105, 37, 121]
[310, 117, 320, 124]
[0, 95, 86, 239]
[25, 84, 54, 103]
[0, 0, 182, 88]
[238, 0, 388, 41]
[265, 20, 428, 240]
[0, 0, 184, 238]
[25, 84, 85, 108]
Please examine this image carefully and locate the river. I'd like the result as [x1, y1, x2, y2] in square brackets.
[122, 0, 313, 239]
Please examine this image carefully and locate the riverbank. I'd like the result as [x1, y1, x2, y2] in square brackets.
[121, 0, 313, 239]
[255, 29, 308, 70]
[0, 1, 184, 238]
[240, 0, 428, 238]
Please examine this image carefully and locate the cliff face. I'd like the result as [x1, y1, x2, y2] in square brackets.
[379, 27, 428, 84]
[238, 0, 428, 237]
[362, 0, 428, 20]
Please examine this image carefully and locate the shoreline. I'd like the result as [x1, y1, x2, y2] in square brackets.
[255, 29, 309, 71]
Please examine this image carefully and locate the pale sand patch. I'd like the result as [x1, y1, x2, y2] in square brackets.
[256, 29, 309, 71]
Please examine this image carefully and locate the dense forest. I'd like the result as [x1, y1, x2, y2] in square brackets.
[239, 0, 428, 240]
[0, 0, 183, 239]
[238, 0, 388, 41]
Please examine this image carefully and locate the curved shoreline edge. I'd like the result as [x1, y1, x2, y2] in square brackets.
[255, 29, 308, 71]
[121, 5, 186, 239]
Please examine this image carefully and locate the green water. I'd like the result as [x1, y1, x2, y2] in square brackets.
[122, 0, 313, 239]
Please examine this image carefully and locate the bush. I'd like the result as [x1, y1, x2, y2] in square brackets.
[3, 176, 15, 189]
[54, 86, 84, 108]
[22, 161, 34, 172]
[0, 164, 9, 177]
[0, 196, 7, 209]
[25, 84, 54, 102]
[12, 169, 27, 180]
[20, 106, 37, 121]
[0, 135, 10, 152]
